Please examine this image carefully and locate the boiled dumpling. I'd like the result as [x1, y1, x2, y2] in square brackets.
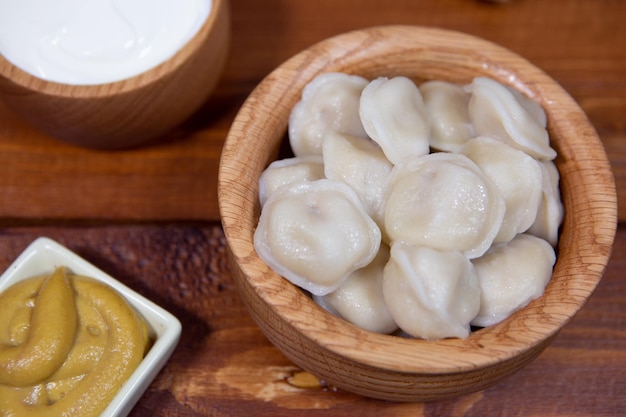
[359, 76, 430, 165]
[468, 77, 557, 160]
[471, 233, 556, 327]
[254, 179, 381, 296]
[420, 80, 474, 152]
[462, 136, 543, 244]
[382, 242, 481, 339]
[509, 84, 548, 129]
[384, 153, 505, 259]
[288, 72, 369, 157]
[257, 72, 563, 339]
[314, 244, 398, 334]
[527, 160, 564, 247]
[323, 131, 393, 229]
[259, 155, 325, 206]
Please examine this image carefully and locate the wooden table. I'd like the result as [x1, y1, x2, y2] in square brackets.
[0, 0, 624, 415]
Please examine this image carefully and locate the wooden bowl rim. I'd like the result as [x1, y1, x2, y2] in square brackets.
[219, 25, 617, 375]
[0, 0, 227, 97]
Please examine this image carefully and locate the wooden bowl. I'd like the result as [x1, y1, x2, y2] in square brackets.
[0, 0, 230, 149]
[218, 26, 617, 401]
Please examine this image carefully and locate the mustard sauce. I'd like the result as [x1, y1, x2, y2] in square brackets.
[0, 267, 151, 417]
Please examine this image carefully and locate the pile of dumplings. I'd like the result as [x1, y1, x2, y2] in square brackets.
[253, 73, 563, 340]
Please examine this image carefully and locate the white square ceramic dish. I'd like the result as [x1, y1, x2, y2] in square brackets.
[0, 236, 182, 417]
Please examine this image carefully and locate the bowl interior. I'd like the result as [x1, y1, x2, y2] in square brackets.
[219, 26, 616, 378]
[0, 0, 228, 95]
[0, 237, 182, 417]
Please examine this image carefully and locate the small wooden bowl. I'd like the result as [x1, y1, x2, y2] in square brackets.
[0, 0, 230, 149]
[218, 26, 617, 401]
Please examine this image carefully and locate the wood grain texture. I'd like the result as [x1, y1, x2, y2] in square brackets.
[0, 224, 623, 415]
[0, 0, 623, 222]
[0, 0, 230, 149]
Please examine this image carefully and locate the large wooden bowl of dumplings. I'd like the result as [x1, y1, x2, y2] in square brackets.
[218, 25, 617, 401]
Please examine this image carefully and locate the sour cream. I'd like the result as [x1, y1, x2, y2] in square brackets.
[0, 0, 212, 85]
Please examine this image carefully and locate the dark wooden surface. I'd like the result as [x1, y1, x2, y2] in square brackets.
[0, 224, 623, 416]
[0, 0, 624, 415]
[0, 0, 624, 223]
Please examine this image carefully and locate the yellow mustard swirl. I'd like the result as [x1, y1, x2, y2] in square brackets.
[0, 267, 151, 417]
